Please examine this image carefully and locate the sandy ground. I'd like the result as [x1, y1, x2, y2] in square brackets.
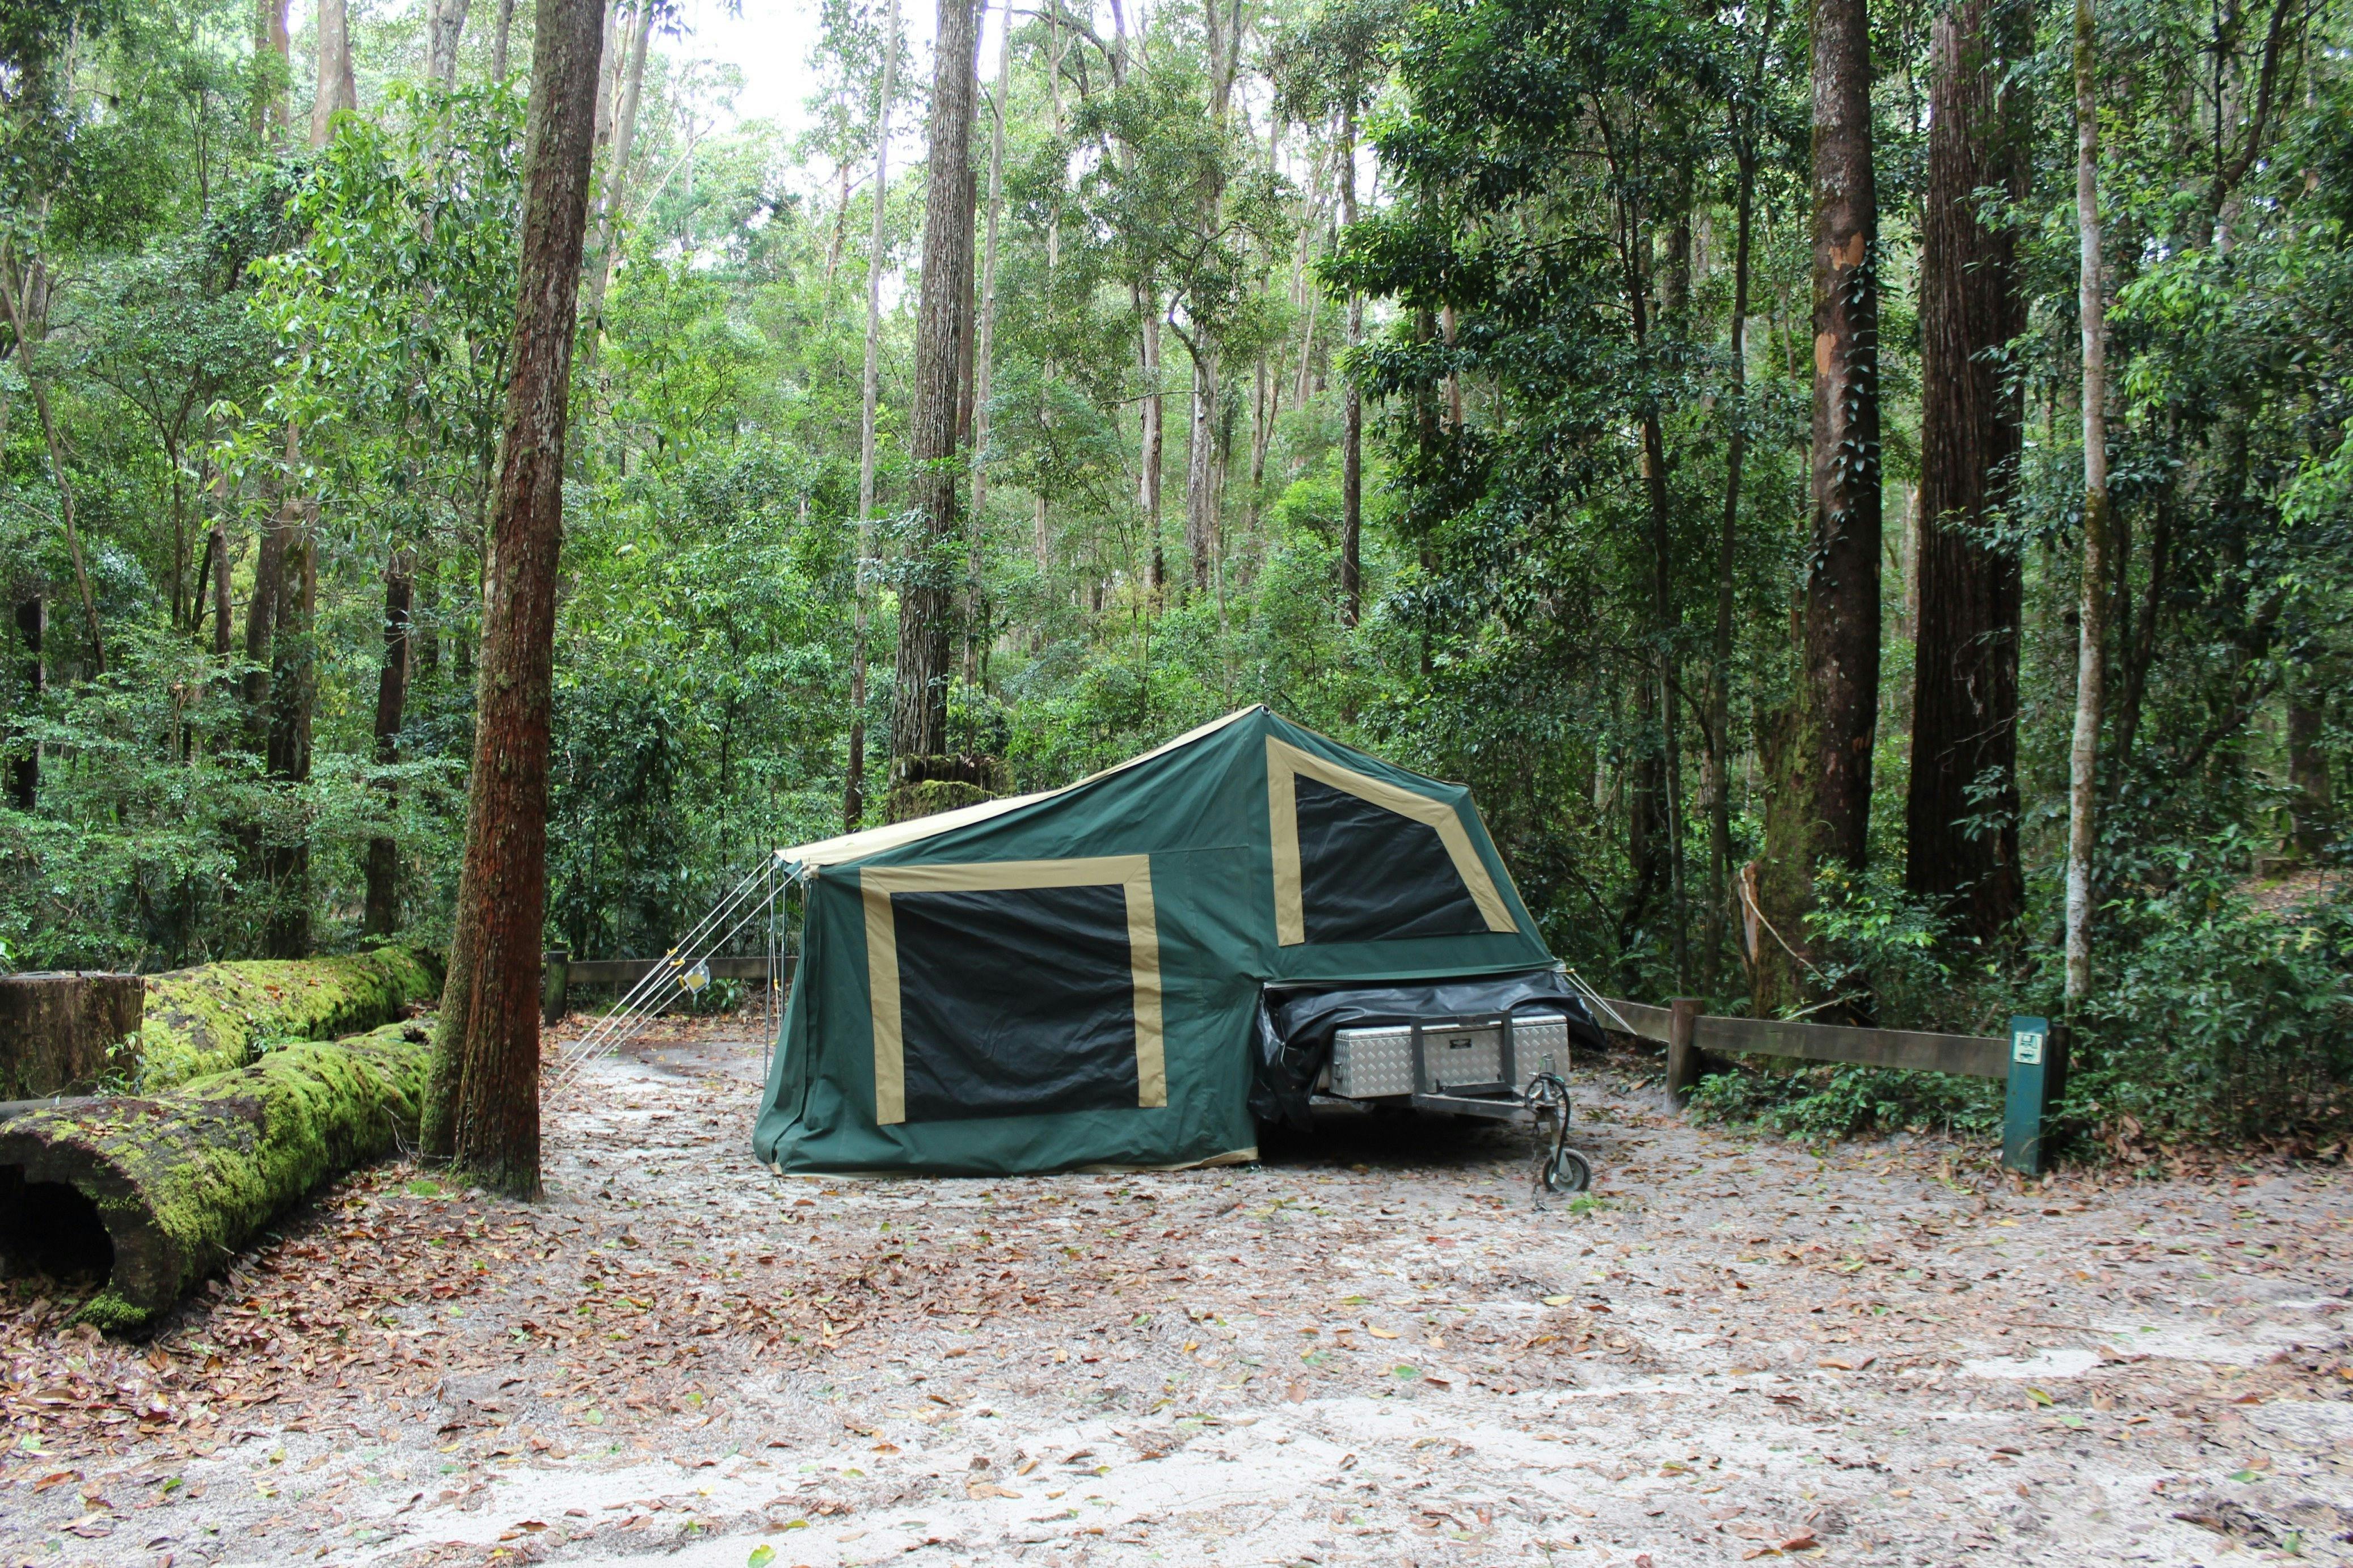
[3, 1017, 2351, 1568]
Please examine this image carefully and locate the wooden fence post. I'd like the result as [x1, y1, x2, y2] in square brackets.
[1665, 996, 1702, 1104]
[2001, 1015, 2064, 1176]
[541, 948, 570, 1028]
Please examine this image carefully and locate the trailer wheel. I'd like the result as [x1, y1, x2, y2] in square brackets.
[1540, 1147, 1592, 1195]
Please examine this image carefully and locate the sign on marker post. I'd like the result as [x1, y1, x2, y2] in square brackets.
[2001, 1015, 2063, 1176]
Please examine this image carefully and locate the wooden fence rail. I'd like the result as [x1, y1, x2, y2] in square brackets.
[1597, 995, 2062, 1177]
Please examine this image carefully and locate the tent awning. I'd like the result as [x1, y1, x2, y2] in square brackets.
[775, 706, 1262, 870]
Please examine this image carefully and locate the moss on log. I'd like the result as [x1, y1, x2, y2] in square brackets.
[136, 947, 440, 1093]
[0, 1020, 432, 1335]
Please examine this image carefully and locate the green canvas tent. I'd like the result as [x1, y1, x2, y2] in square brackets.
[752, 706, 1562, 1175]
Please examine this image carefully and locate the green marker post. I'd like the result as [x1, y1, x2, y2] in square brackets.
[2001, 1015, 2064, 1176]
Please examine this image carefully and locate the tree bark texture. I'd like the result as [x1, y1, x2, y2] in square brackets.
[362, 559, 412, 937]
[580, 0, 654, 337]
[262, 502, 317, 960]
[311, 0, 358, 147]
[425, 0, 471, 86]
[2064, 0, 2109, 1011]
[424, 0, 608, 1199]
[491, 0, 516, 79]
[1140, 301, 1166, 593]
[254, 0, 292, 137]
[967, 2, 1011, 683]
[888, 0, 977, 771]
[1756, 0, 1880, 1014]
[848, 0, 901, 830]
[1906, 0, 2026, 944]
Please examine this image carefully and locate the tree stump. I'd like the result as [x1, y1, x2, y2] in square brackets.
[0, 973, 144, 1099]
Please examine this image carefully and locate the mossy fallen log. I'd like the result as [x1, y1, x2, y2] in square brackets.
[136, 947, 441, 1093]
[0, 1020, 432, 1335]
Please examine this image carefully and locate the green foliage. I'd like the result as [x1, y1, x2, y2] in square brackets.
[1688, 1062, 2004, 1144]
[2069, 841, 2353, 1144]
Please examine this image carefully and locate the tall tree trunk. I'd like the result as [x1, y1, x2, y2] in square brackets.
[9, 597, 41, 812]
[1339, 99, 1363, 628]
[1185, 341, 1218, 591]
[254, 0, 291, 137]
[888, 0, 978, 776]
[209, 515, 232, 660]
[1034, 0, 1062, 580]
[425, 0, 471, 86]
[847, 0, 900, 830]
[423, 0, 608, 1199]
[966, 0, 1011, 685]
[1905, 0, 2026, 945]
[579, 0, 653, 341]
[1139, 297, 1166, 593]
[490, 0, 516, 79]
[362, 555, 412, 937]
[2063, 0, 2109, 1014]
[263, 503, 317, 960]
[1704, 4, 1770, 994]
[311, 0, 357, 146]
[1756, 0, 1880, 1015]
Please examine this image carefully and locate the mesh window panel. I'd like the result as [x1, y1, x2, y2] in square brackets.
[1295, 775, 1488, 944]
[891, 884, 1142, 1122]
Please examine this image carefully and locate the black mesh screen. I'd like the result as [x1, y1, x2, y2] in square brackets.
[1295, 775, 1488, 944]
[892, 884, 1141, 1123]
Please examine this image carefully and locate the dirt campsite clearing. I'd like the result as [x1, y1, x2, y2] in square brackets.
[3, 1019, 2350, 1568]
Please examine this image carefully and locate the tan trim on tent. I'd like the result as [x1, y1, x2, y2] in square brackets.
[1264, 736, 1519, 946]
[860, 855, 1166, 1125]
[781, 707, 1263, 870]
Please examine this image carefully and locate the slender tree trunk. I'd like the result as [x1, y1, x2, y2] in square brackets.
[1185, 341, 1217, 591]
[888, 0, 978, 777]
[362, 555, 413, 937]
[311, 0, 357, 146]
[1703, 10, 1766, 994]
[1756, 0, 1880, 1015]
[491, 0, 517, 79]
[8, 597, 41, 812]
[262, 502, 317, 960]
[1035, 0, 1062, 580]
[1140, 297, 1166, 593]
[966, 0, 1011, 685]
[1339, 99, 1363, 628]
[2063, 0, 2109, 1013]
[209, 512, 233, 661]
[423, 0, 608, 1199]
[580, 0, 653, 340]
[254, 0, 292, 138]
[1906, 0, 2027, 944]
[847, 0, 900, 830]
[426, 0, 472, 86]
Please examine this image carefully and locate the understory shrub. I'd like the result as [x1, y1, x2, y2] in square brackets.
[1688, 1062, 2004, 1144]
[2067, 851, 2353, 1148]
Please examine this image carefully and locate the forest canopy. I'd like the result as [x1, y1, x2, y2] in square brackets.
[2, 0, 2347, 1148]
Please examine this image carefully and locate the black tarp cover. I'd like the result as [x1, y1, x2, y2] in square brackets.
[1251, 968, 1609, 1126]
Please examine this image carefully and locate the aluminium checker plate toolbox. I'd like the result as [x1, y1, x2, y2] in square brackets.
[1327, 1013, 1571, 1100]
